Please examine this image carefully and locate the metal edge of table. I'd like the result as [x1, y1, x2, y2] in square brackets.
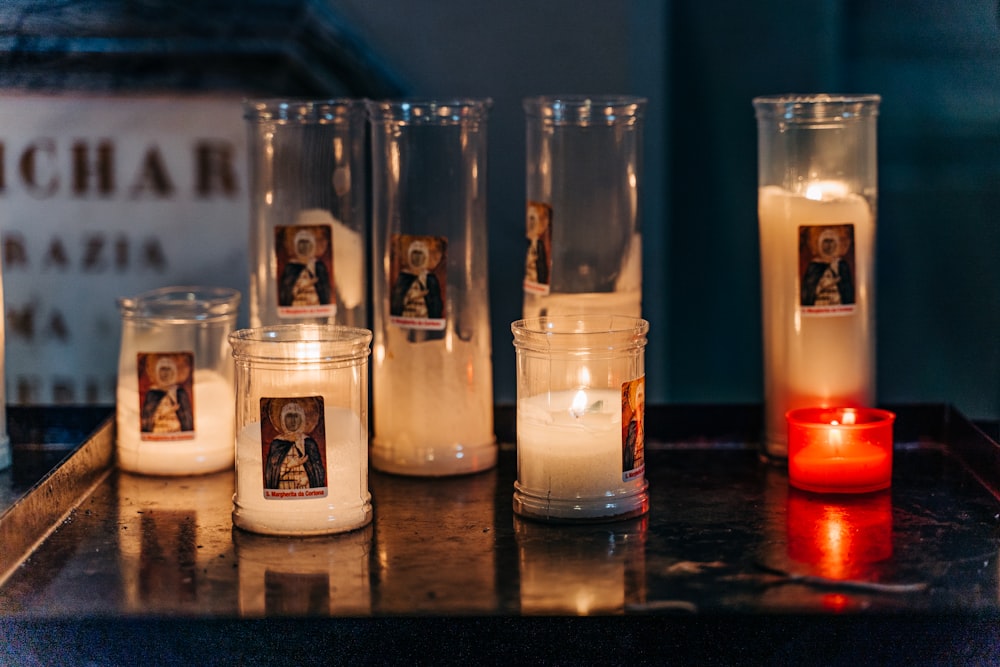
[0, 411, 115, 585]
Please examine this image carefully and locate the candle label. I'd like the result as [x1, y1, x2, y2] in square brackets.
[621, 376, 646, 481]
[388, 233, 448, 331]
[274, 219, 337, 319]
[798, 223, 857, 316]
[259, 396, 329, 500]
[136, 351, 195, 441]
[523, 201, 552, 295]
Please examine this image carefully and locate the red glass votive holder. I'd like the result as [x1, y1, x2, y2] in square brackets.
[786, 407, 895, 494]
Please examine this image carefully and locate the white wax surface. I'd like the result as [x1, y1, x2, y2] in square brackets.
[116, 370, 234, 475]
[517, 389, 634, 499]
[234, 405, 370, 535]
[372, 327, 495, 475]
[758, 185, 875, 457]
[523, 289, 641, 320]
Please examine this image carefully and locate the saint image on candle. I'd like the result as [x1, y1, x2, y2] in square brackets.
[138, 352, 194, 438]
[621, 376, 645, 477]
[800, 224, 855, 308]
[276, 224, 334, 310]
[261, 397, 327, 495]
[389, 234, 446, 329]
[524, 201, 552, 293]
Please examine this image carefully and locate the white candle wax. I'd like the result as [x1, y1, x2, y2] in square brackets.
[758, 184, 875, 456]
[234, 405, 370, 535]
[116, 369, 234, 475]
[372, 327, 495, 475]
[517, 388, 637, 505]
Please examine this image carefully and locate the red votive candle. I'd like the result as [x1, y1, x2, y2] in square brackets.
[786, 407, 895, 494]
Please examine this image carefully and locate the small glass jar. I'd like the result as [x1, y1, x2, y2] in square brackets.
[512, 315, 650, 522]
[115, 286, 241, 476]
[229, 324, 372, 536]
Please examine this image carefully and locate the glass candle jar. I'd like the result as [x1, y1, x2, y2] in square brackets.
[754, 94, 881, 459]
[367, 98, 496, 476]
[229, 324, 372, 536]
[512, 315, 650, 522]
[521, 95, 646, 320]
[243, 99, 368, 330]
[115, 286, 241, 476]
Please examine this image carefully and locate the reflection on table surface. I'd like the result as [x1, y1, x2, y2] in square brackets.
[1, 443, 999, 617]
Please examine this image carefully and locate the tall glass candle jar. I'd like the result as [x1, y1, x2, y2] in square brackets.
[244, 99, 368, 330]
[522, 95, 645, 320]
[115, 286, 241, 476]
[512, 315, 650, 522]
[367, 99, 496, 476]
[753, 94, 881, 459]
[229, 324, 372, 536]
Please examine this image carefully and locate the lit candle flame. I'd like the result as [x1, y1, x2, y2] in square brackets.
[569, 389, 588, 418]
[828, 420, 843, 456]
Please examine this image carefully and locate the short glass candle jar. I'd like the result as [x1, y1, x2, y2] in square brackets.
[511, 315, 650, 522]
[786, 406, 895, 494]
[229, 324, 373, 536]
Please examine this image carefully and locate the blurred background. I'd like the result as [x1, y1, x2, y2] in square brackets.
[0, 0, 996, 421]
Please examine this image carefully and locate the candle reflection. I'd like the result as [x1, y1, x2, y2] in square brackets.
[516, 515, 647, 615]
[372, 469, 498, 613]
[117, 471, 234, 613]
[234, 525, 372, 616]
[786, 488, 893, 581]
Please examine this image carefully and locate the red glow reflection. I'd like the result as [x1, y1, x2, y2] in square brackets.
[787, 489, 892, 580]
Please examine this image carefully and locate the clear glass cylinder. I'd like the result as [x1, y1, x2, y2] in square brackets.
[522, 95, 645, 319]
[229, 324, 372, 536]
[243, 99, 368, 329]
[753, 94, 880, 459]
[115, 286, 241, 476]
[511, 315, 649, 522]
[367, 98, 496, 476]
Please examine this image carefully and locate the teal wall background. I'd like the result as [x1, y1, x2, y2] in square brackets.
[338, 0, 999, 420]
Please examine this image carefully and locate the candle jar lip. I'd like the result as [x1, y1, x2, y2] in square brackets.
[785, 406, 896, 428]
[365, 98, 492, 126]
[229, 324, 373, 363]
[522, 94, 647, 125]
[117, 285, 241, 322]
[242, 98, 367, 124]
[512, 315, 649, 352]
[752, 93, 881, 123]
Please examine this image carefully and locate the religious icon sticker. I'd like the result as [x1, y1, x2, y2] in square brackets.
[137, 351, 195, 441]
[798, 223, 856, 316]
[259, 396, 329, 500]
[275, 223, 337, 319]
[523, 201, 552, 295]
[621, 376, 645, 481]
[388, 233, 447, 331]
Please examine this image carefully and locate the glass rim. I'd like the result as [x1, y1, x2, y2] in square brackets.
[753, 93, 881, 122]
[229, 323, 373, 346]
[118, 285, 241, 320]
[242, 98, 367, 123]
[785, 406, 896, 428]
[366, 98, 492, 124]
[512, 315, 649, 351]
[523, 94, 647, 124]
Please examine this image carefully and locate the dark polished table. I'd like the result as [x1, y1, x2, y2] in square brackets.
[2, 404, 999, 664]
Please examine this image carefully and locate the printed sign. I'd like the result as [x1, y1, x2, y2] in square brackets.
[621, 375, 645, 481]
[137, 351, 194, 441]
[388, 233, 447, 331]
[259, 396, 328, 500]
[275, 222, 336, 319]
[523, 201, 552, 295]
[798, 223, 856, 316]
[0, 93, 248, 405]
